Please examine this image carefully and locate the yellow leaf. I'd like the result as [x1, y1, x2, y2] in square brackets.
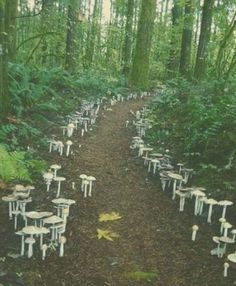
[97, 228, 120, 241]
[99, 212, 122, 222]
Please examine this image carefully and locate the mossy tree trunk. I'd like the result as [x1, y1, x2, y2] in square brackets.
[179, 0, 194, 77]
[129, 0, 156, 89]
[194, 0, 215, 80]
[65, 0, 80, 73]
[0, 0, 10, 121]
[123, 0, 134, 76]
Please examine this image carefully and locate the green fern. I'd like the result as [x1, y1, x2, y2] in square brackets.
[0, 144, 31, 182]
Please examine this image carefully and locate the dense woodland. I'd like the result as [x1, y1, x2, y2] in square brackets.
[0, 1, 236, 285]
[0, 0, 236, 189]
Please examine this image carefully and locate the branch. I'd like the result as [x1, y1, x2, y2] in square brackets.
[16, 32, 59, 50]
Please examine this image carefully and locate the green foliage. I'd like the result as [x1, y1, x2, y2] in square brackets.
[147, 77, 236, 188]
[0, 144, 46, 183]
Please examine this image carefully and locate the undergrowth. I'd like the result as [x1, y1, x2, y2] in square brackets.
[147, 76, 236, 191]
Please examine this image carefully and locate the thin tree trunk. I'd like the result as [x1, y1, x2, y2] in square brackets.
[194, 0, 215, 80]
[167, 0, 183, 76]
[0, 0, 10, 121]
[65, 0, 80, 72]
[5, 0, 18, 61]
[123, 0, 134, 76]
[179, 0, 194, 78]
[129, 0, 156, 89]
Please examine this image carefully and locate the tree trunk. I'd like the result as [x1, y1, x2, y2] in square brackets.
[179, 0, 194, 77]
[194, 0, 215, 80]
[65, 0, 80, 72]
[0, 0, 10, 121]
[167, 0, 183, 76]
[129, 0, 156, 89]
[85, 0, 98, 67]
[123, 0, 134, 76]
[5, 0, 18, 61]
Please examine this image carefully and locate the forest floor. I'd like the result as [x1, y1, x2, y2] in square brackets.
[0, 97, 236, 286]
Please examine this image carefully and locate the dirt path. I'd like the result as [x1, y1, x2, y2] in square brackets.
[1, 98, 235, 286]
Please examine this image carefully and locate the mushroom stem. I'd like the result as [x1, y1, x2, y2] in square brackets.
[192, 225, 199, 241]
[224, 262, 229, 277]
[172, 180, 177, 200]
[66, 145, 70, 157]
[41, 244, 48, 260]
[207, 205, 213, 223]
[57, 182, 61, 198]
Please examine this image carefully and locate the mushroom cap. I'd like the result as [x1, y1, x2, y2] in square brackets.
[22, 226, 42, 235]
[50, 164, 61, 170]
[43, 215, 64, 224]
[212, 236, 220, 243]
[25, 237, 36, 244]
[52, 198, 75, 205]
[218, 200, 233, 206]
[43, 172, 54, 180]
[79, 174, 88, 179]
[83, 180, 90, 185]
[223, 222, 232, 229]
[231, 229, 236, 234]
[41, 244, 48, 251]
[59, 236, 67, 244]
[199, 196, 208, 203]
[25, 211, 42, 219]
[192, 186, 206, 192]
[2, 195, 17, 202]
[177, 163, 184, 166]
[206, 198, 218, 205]
[224, 262, 230, 267]
[228, 253, 236, 263]
[66, 140, 73, 145]
[219, 236, 234, 243]
[24, 185, 35, 191]
[53, 176, 66, 182]
[87, 176, 96, 181]
[67, 123, 75, 128]
[219, 217, 226, 223]
[141, 147, 153, 152]
[191, 190, 206, 197]
[192, 225, 199, 231]
[12, 184, 27, 192]
[167, 172, 183, 180]
[13, 192, 29, 199]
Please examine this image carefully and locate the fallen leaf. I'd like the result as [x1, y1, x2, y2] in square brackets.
[97, 228, 120, 241]
[99, 212, 122, 222]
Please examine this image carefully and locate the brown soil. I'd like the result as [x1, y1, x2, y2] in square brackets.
[0, 98, 236, 286]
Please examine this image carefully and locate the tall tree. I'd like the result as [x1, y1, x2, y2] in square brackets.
[167, 0, 183, 76]
[123, 0, 134, 76]
[0, 0, 10, 120]
[129, 0, 156, 89]
[194, 0, 215, 80]
[65, 0, 80, 72]
[5, 0, 18, 61]
[179, 0, 194, 77]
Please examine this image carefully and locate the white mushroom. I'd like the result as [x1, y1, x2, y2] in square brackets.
[2, 195, 18, 220]
[59, 236, 67, 257]
[50, 164, 61, 178]
[224, 262, 229, 277]
[66, 140, 73, 157]
[218, 200, 233, 219]
[231, 229, 236, 241]
[192, 225, 199, 241]
[87, 176, 96, 197]
[41, 244, 48, 260]
[223, 222, 232, 237]
[191, 190, 206, 216]
[25, 237, 36, 258]
[219, 218, 226, 235]
[15, 231, 25, 256]
[53, 176, 66, 198]
[43, 172, 54, 192]
[206, 198, 218, 223]
[83, 180, 90, 198]
[67, 123, 75, 137]
[210, 236, 223, 258]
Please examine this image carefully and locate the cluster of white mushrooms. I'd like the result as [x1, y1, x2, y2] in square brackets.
[2, 182, 75, 259]
[129, 105, 236, 279]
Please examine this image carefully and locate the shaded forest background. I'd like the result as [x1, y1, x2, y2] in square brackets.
[0, 0, 236, 192]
